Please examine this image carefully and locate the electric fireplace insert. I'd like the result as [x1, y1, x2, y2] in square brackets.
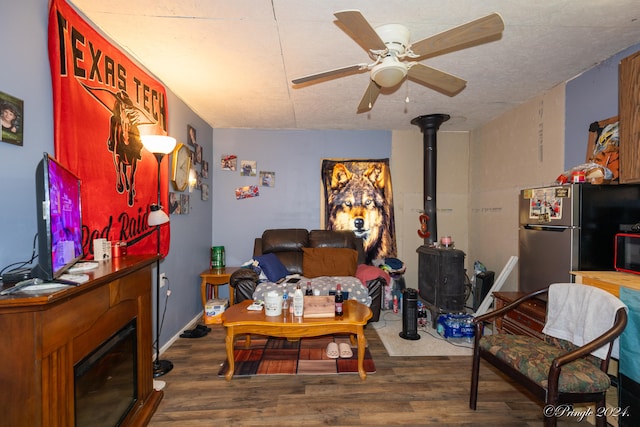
[74, 319, 138, 426]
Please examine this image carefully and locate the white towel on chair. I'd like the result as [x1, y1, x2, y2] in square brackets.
[542, 283, 627, 359]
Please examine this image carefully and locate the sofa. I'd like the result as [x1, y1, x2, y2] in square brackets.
[229, 228, 386, 322]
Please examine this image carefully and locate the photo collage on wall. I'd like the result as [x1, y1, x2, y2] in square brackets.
[169, 124, 210, 215]
[221, 153, 275, 200]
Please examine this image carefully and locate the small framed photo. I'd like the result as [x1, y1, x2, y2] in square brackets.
[194, 143, 202, 164]
[191, 144, 202, 168]
[201, 183, 209, 201]
[201, 160, 209, 178]
[169, 192, 181, 215]
[180, 194, 190, 214]
[240, 160, 257, 176]
[221, 154, 237, 171]
[235, 185, 259, 200]
[187, 124, 196, 146]
[1, 91, 24, 146]
[260, 171, 275, 187]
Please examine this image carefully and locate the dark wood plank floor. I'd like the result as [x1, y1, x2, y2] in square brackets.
[149, 324, 601, 426]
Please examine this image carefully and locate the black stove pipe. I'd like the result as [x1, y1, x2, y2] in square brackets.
[410, 114, 450, 246]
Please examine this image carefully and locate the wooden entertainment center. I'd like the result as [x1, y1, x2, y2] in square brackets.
[0, 255, 162, 426]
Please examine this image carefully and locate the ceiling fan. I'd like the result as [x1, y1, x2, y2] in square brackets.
[291, 10, 505, 113]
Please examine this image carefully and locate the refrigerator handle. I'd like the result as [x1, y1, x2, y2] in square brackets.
[523, 224, 576, 231]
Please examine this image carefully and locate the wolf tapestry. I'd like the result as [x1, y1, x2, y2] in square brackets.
[322, 159, 397, 263]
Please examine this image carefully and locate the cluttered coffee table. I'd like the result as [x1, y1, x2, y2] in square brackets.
[221, 299, 372, 381]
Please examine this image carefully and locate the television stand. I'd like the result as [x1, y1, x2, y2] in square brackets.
[0, 255, 162, 426]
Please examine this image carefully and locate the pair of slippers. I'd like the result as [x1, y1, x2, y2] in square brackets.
[180, 324, 211, 339]
[326, 342, 353, 359]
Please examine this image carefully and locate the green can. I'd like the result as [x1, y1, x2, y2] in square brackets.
[211, 246, 225, 268]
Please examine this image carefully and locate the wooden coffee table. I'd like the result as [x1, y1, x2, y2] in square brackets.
[221, 299, 373, 381]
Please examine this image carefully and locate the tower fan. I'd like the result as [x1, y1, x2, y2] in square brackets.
[400, 288, 420, 340]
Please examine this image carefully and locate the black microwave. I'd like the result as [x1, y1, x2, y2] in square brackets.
[614, 233, 640, 275]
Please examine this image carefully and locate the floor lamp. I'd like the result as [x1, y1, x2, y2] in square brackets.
[141, 134, 176, 378]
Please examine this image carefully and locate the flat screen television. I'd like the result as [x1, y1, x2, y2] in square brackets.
[30, 153, 84, 281]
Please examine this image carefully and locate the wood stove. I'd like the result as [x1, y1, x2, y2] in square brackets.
[412, 114, 467, 326]
[417, 246, 466, 326]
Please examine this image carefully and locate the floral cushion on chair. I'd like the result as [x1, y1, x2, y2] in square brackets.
[479, 334, 611, 394]
[543, 335, 602, 368]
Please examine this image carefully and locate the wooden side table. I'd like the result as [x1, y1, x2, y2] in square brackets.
[200, 267, 240, 309]
[492, 291, 547, 340]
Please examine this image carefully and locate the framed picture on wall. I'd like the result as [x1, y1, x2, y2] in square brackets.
[187, 124, 196, 146]
[201, 183, 209, 200]
[202, 160, 209, 178]
[169, 192, 181, 215]
[260, 171, 275, 187]
[180, 194, 190, 214]
[240, 160, 256, 176]
[221, 154, 237, 171]
[195, 143, 202, 164]
[191, 144, 202, 165]
[1, 91, 24, 146]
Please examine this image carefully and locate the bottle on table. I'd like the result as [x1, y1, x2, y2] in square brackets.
[293, 284, 304, 317]
[334, 284, 344, 317]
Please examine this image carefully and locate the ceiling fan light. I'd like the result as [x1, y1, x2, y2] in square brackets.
[371, 60, 407, 87]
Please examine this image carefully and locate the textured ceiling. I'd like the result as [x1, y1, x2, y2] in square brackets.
[68, 0, 640, 132]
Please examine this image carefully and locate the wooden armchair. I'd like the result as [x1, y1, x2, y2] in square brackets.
[470, 284, 628, 427]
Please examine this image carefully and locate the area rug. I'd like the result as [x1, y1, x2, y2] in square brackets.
[371, 311, 473, 357]
[217, 335, 375, 377]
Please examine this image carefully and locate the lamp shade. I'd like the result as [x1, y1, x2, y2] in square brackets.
[148, 204, 170, 226]
[141, 135, 177, 154]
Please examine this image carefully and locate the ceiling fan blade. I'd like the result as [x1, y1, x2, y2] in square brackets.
[407, 63, 466, 96]
[292, 63, 368, 85]
[410, 13, 504, 58]
[334, 10, 387, 52]
[357, 80, 381, 113]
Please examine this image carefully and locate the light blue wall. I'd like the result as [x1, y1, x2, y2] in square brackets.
[565, 44, 640, 170]
[160, 92, 213, 345]
[210, 128, 392, 289]
[0, 0, 53, 267]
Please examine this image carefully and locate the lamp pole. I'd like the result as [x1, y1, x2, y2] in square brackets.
[152, 151, 173, 378]
[141, 134, 177, 379]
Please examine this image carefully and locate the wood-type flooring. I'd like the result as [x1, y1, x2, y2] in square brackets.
[149, 324, 607, 426]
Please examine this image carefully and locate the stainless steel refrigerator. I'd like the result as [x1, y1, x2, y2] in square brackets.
[518, 184, 640, 293]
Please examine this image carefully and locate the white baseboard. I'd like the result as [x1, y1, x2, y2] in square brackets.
[159, 311, 204, 356]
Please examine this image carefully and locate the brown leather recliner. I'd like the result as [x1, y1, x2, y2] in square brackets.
[229, 228, 384, 322]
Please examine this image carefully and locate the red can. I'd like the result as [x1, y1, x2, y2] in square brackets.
[112, 241, 127, 257]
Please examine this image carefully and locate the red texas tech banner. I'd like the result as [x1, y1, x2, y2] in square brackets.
[48, 0, 170, 257]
